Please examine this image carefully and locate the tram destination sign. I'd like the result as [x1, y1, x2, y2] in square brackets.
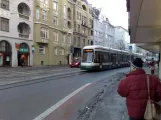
[83, 49, 93, 52]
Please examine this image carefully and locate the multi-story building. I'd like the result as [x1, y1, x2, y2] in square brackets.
[0, 0, 34, 67]
[114, 26, 127, 50]
[34, 0, 74, 65]
[93, 8, 115, 48]
[72, 0, 93, 59]
[102, 18, 115, 48]
[93, 8, 104, 46]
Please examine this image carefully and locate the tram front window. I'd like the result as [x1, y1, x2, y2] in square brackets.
[82, 49, 93, 62]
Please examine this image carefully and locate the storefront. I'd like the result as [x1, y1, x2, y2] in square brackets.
[0, 41, 12, 67]
[18, 43, 30, 66]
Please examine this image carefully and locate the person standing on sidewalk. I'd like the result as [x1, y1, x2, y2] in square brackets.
[117, 58, 161, 120]
[149, 58, 155, 75]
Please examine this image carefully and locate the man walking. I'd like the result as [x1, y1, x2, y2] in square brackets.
[117, 58, 161, 120]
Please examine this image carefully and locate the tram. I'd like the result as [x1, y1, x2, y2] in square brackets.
[80, 45, 143, 71]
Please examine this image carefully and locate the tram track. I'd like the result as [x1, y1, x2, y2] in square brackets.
[0, 70, 86, 90]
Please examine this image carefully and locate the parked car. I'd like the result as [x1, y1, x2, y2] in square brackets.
[69, 59, 81, 68]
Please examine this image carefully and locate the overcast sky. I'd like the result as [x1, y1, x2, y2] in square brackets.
[88, 0, 128, 29]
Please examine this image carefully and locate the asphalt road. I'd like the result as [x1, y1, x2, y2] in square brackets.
[0, 67, 129, 120]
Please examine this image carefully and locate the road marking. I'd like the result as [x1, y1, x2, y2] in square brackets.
[33, 83, 91, 120]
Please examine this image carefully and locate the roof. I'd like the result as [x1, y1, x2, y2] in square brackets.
[83, 45, 129, 53]
[73, 0, 88, 4]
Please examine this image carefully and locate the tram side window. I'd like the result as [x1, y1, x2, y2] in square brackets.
[103, 52, 109, 63]
[94, 51, 100, 63]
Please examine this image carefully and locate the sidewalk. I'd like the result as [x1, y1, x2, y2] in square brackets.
[88, 73, 129, 120]
[143, 66, 159, 78]
[84, 71, 161, 120]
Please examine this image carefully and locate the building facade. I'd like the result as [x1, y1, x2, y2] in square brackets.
[34, 0, 74, 66]
[102, 18, 115, 48]
[0, 0, 34, 67]
[93, 17, 104, 46]
[93, 8, 115, 49]
[114, 26, 127, 50]
[72, 0, 93, 59]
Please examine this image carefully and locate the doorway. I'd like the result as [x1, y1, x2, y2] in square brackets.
[18, 43, 29, 66]
[0, 41, 12, 67]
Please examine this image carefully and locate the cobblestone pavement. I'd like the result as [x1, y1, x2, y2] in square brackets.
[0, 66, 81, 85]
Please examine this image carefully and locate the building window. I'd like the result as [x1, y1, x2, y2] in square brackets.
[82, 5, 86, 11]
[78, 24, 80, 32]
[0, 17, 9, 32]
[68, 35, 71, 44]
[42, 10, 47, 21]
[88, 40, 90, 45]
[53, 16, 58, 25]
[53, 0, 58, 11]
[64, 19, 67, 28]
[89, 8, 92, 14]
[1, 0, 9, 10]
[74, 37, 76, 45]
[63, 5, 66, 14]
[83, 39, 85, 46]
[91, 30, 93, 36]
[95, 30, 97, 36]
[54, 47, 58, 55]
[36, 9, 40, 19]
[77, 11, 81, 20]
[41, 28, 49, 39]
[53, 32, 58, 41]
[63, 34, 66, 43]
[82, 27, 85, 34]
[77, 37, 80, 46]
[39, 45, 45, 54]
[60, 48, 65, 55]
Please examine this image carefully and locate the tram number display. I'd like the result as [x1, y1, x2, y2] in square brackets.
[83, 49, 93, 52]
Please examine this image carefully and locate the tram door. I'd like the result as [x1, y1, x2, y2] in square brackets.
[99, 52, 103, 69]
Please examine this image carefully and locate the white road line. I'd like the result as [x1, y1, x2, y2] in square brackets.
[33, 83, 91, 120]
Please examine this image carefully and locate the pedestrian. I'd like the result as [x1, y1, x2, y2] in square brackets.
[20, 57, 24, 67]
[149, 58, 155, 75]
[117, 58, 161, 120]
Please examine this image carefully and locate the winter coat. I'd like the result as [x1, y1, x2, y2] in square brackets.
[117, 69, 161, 118]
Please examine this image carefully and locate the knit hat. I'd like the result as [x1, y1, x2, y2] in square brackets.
[130, 58, 143, 69]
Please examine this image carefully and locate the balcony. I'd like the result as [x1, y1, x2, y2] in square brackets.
[19, 33, 29, 38]
[18, 2, 31, 20]
[82, 21, 88, 27]
[19, 14, 29, 20]
[36, 38, 49, 44]
[18, 22, 31, 39]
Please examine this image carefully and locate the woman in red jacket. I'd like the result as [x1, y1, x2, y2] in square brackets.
[117, 58, 161, 120]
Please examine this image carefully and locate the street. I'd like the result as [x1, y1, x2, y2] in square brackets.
[0, 67, 129, 120]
